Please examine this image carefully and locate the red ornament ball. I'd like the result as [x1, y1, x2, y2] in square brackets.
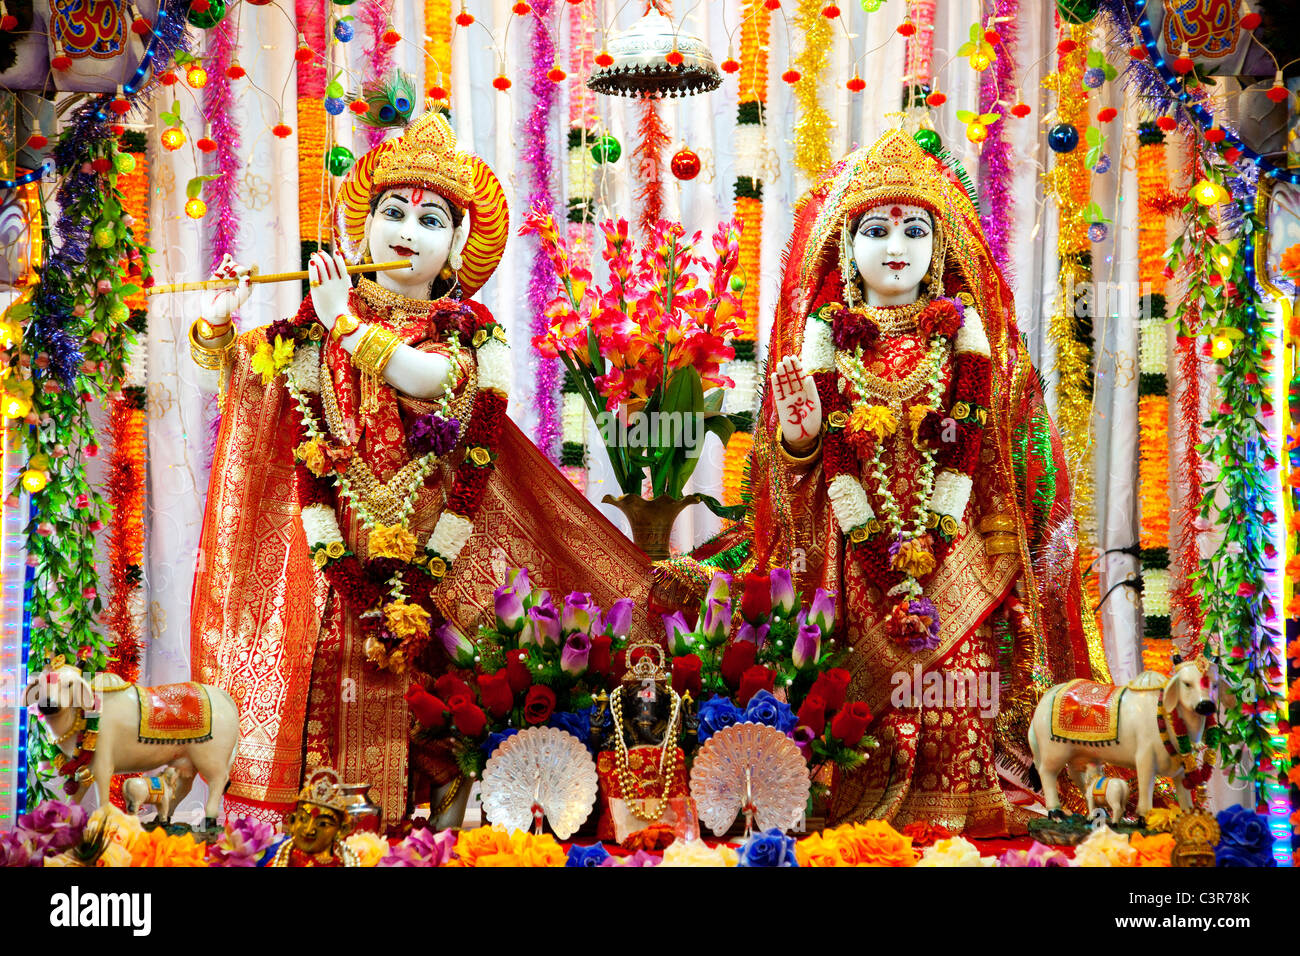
[191, 0, 209, 10]
[382, 29, 401, 44]
[349, 100, 370, 114]
[1266, 84, 1288, 103]
[763, 0, 780, 9]
[512, 1, 531, 12]
[1223, 147, 1241, 163]
[1056, 39, 1077, 54]
[272, 123, 293, 138]
[1239, 11, 1261, 30]
[1205, 127, 1226, 143]
[159, 70, 178, 85]
[822, 4, 840, 17]
[295, 45, 313, 63]
[781, 68, 801, 84]
[493, 74, 512, 91]
[1156, 115, 1177, 132]
[547, 65, 566, 83]
[670, 147, 701, 181]
[130, 16, 151, 34]
[110, 98, 131, 116]
[1096, 107, 1117, 122]
[455, 10, 475, 26]
[225, 62, 245, 79]
[52, 54, 72, 71]
[721, 58, 740, 74]
[984, 29, 1000, 44]
[1172, 55, 1194, 74]
[846, 75, 865, 93]
[27, 133, 48, 149]
[91, 157, 112, 173]
[897, 21, 916, 37]
[1010, 102, 1031, 118]
[925, 91, 946, 107]
[665, 48, 684, 66]
[0, 14, 15, 29]
[595, 50, 614, 67]
[1128, 44, 1147, 59]
[428, 84, 448, 100]
[197, 136, 218, 153]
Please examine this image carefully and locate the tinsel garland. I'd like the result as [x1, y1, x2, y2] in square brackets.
[976, 0, 1016, 281]
[561, 0, 599, 491]
[201, 14, 241, 278]
[297, 0, 329, 249]
[902, 0, 935, 92]
[359, 0, 397, 150]
[423, 0, 452, 99]
[523, 0, 562, 462]
[792, 0, 833, 183]
[1169, 156, 1284, 784]
[634, 100, 670, 240]
[722, 0, 771, 509]
[1044, 20, 1096, 553]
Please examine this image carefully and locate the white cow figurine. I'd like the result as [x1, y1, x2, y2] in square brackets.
[25, 665, 239, 830]
[1083, 763, 1131, 826]
[1027, 657, 1214, 824]
[121, 766, 183, 823]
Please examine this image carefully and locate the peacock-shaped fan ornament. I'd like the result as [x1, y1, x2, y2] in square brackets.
[480, 727, 598, 840]
[689, 722, 810, 838]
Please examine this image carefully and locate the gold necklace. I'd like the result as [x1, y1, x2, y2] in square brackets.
[835, 339, 949, 410]
[610, 684, 681, 822]
[856, 296, 928, 336]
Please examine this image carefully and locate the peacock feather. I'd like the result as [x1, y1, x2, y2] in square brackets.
[354, 71, 418, 129]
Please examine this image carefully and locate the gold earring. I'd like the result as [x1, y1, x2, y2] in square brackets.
[439, 263, 454, 281]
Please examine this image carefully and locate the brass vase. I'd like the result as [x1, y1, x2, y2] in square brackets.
[340, 782, 382, 834]
[603, 493, 701, 562]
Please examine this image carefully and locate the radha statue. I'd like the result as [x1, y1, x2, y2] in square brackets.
[186, 108, 650, 827]
[657, 129, 1111, 835]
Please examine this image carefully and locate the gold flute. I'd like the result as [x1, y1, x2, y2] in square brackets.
[146, 259, 413, 296]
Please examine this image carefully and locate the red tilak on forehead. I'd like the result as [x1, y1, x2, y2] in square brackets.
[890, 205, 903, 221]
[409, 187, 426, 206]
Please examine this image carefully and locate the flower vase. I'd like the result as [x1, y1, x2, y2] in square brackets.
[602, 493, 701, 562]
[340, 782, 382, 834]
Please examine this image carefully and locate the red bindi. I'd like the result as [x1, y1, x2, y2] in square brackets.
[890, 205, 902, 221]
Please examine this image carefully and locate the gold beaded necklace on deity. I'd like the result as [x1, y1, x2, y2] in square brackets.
[609, 683, 682, 822]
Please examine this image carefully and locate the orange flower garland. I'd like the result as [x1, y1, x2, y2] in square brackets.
[424, 0, 452, 101]
[447, 825, 567, 866]
[297, 98, 329, 244]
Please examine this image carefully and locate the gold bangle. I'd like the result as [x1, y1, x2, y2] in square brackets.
[352, 326, 403, 377]
[189, 321, 235, 370]
[778, 433, 822, 464]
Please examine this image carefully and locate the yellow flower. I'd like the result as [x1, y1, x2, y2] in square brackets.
[368, 523, 418, 562]
[891, 538, 936, 579]
[1073, 826, 1136, 867]
[343, 831, 388, 867]
[915, 836, 996, 867]
[908, 403, 933, 441]
[294, 438, 329, 477]
[468, 446, 492, 466]
[849, 403, 898, 441]
[449, 826, 566, 867]
[1129, 832, 1174, 867]
[326, 541, 346, 559]
[127, 827, 209, 867]
[659, 839, 739, 867]
[1144, 807, 1182, 833]
[95, 842, 133, 867]
[384, 600, 432, 640]
[90, 805, 144, 851]
[251, 334, 295, 385]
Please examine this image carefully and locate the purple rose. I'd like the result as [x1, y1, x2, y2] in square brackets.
[493, 578, 527, 634]
[562, 592, 598, 636]
[792, 725, 817, 760]
[523, 598, 562, 649]
[0, 831, 35, 867]
[699, 597, 732, 647]
[662, 611, 695, 656]
[603, 598, 634, 639]
[379, 827, 456, 867]
[769, 568, 796, 618]
[561, 633, 592, 676]
[600, 849, 661, 867]
[998, 842, 1069, 867]
[792, 622, 821, 671]
[808, 588, 836, 636]
[210, 817, 278, 867]
[705, 571, 732, 604]
[409, 412, 460, 457]
[438, 620, 476, 667]
[18, 800, 85, 853]
[735, 621, 768, 649]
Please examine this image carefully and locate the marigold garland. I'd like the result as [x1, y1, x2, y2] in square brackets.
[792, 0, 833, 184]
[297, 98, 329, 246]
[423, 0, 452, 100]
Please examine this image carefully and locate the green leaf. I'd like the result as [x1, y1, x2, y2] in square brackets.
[702, 388, 725, 414]
[703, 412, 736, 450]
[1086, 50, 1103, 68]
[696, 494, 745, 522]
[956, 41, 975, 56]
[955, 109, 977, 124]
[660, 366, 703, 417]
[977, 112, 1001, 124]
[1085, 126, 1102, 146]
[185, 173, 222, 199]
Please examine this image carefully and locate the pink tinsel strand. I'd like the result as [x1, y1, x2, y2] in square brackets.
[360, 0, 396, 149]
[201, 14, 241, 277]
[568, 0, 597, 129]
[525, 0, 562, 463]
[903, 0, 935, 87]
[977, 0, 1016, 284]
[296, 0, 328, 97]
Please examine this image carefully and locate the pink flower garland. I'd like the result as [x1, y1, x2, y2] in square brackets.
[523, 0, 562, 462]
[902, 0, 935, 88]
[977, 0, 1016, 281]
[359, 0, 396, 149]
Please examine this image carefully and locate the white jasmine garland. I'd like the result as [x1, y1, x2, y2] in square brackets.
[476, 338, 511, 394]
[1143, 567, 1171, 617]
[723, 360, 758, 414]
[562, 392, 586, 444]
[567, 146, 595, 198]
[801, 316, 836, 373]
[827, 473, 874, 531]
[733, 124, 765, 181]
[928, 470, 973, 520]
[428, 510, 474, 561]
[954, 307, 990, 357]
[1139, 318, 1166, 375]
[124, 335, 147, 388]
[301, 502, 345, 547]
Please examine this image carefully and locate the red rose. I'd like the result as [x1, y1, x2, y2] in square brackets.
[797, 693, 827, 736]
[435, 674, 472, 701]
[811, 668, 851, 711]
[740, 572, 772, 623]
[444, 691, 473, 714]
[451, 701, 488, 739]
[505, 649, 533, 695]
[720, 641, 758, 688]
[830, 701, 873, 746]
[611, 649, 627, 681]
[477, 670, 514, 720]
[588, 635, 613, 679]
[671, 656, 702, 698]
[737, 665, 775, 706]
[404, 685, 447, 730]
[523, 684, 556, 725]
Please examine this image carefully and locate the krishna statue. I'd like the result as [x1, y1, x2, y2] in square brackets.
[186, 107, 650, 828]
[656, 129, 1111, 836]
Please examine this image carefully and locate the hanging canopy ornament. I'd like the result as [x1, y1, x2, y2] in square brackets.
[587, 10, 722, 99]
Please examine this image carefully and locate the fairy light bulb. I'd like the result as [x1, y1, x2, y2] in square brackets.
[21, 469, 47, 493]
[187, 64, 208, 88]
[969, 50, 992, 72]
[2, 392, 30, 419]
[1191, 179, 1221, 206]
[1211, 335, 1233, 359]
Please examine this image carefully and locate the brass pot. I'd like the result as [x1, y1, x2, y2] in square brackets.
[339, 782, 382, 834]
[603, 493, 701, 562]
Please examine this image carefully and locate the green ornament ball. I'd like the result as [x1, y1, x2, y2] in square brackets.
[332, 0, 358, 5]
[590, 133, 621, 165]
[109, 302, 130, 324]
[325, 80, 345, 99]
[1055, 0, 1098, 24]
[186, 0, 227, 29]
[913, 128, 942, 155]
[326, 144, 355, 177]
[859, 0, 882, 10]
[92, 226, 115, 249]
[113, 152, 136, 175]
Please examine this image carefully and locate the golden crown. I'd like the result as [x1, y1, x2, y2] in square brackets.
[372, 109, 475, 210]
[621, 635, 670, 684]
[296, 767, 348, 815]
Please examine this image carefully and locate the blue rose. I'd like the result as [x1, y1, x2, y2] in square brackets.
[737, 827, 799, 867]
[546, 710, 592, 751]
[481, 727, 519, 755]
[1215, 805, 1276, 867]
[697, 695, 743, 744]
[743, 689, 797, 734]
[566, 842, 611, 867]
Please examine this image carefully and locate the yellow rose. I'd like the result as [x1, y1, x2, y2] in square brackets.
[849, 403, 898, 441]
[1073, 826, 1136, 867]
[908, 403, 933, 441]
[915, 836, 996, 867]
[891, 539, 936, 579]
[368, 523, 418, 562]
[294, 439, 329, 477]
[384, 600, 432, 640]
[659, 839, 739, 867]
[326, 541, 346, 559]
[343, 831, 388, 867]
[468, 446, 492, 466]
[1144, 807, 1181, 833]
